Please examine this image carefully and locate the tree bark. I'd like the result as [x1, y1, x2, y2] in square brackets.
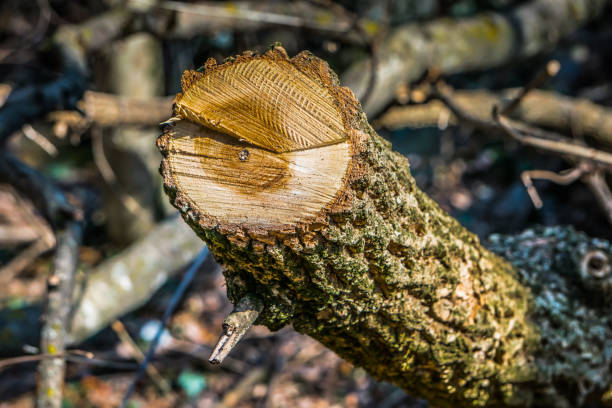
[158, 46, 612, 407]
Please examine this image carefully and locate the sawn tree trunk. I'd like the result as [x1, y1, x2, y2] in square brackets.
[157, 46, 612, 407]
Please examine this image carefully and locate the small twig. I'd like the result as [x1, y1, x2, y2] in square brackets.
[520, 166, 588, 208]
[583, 171, 612, 225]
[119, 246, 209, 408]
[111, 320, 171, 394]
[22, 124, 58, 156]
[492, 106, 612, 168]
[209, 294, 264, 365]
[36, 221, 82, 408]
[0, 350, 137, 371]
[500, 59, 560, 116]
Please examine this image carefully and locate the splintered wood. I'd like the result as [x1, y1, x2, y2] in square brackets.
[160, 48, 354, 229]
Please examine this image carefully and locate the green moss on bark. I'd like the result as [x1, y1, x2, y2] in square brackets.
[159, 49, 612, 407]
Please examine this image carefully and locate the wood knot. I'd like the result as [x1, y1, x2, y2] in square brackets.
[238, 148, 250, 162]
[582, 250, 610, 279]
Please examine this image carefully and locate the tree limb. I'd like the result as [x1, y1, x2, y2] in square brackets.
[36, 221, 82, 408]
[342, 0, 610, 116]
[377, 87, 612, 147]
[159, 46, 612, 407]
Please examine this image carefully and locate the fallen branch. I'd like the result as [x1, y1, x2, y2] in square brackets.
[342, 0, 610, 116]
[130, 0, 370, 42]
[67, 217, 206, 344]
[36, 221, 82, 408]
[377, 87, 612, 147]
[47, 91, 173, 130]
[0, 216, 205, 355]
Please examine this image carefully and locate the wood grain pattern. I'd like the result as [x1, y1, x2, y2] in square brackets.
[160, 47, 363, 231]
[164, 119, 351, 227]
[174, 58, 347, 153]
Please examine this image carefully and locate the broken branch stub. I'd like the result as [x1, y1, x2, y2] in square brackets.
[159, 46, 612, 407]
[209, 294, 263, 364]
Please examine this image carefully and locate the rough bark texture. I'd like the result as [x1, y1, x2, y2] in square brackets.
[159, 47, 612, 407]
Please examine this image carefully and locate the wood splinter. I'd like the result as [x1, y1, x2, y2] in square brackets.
[209, 294, 263, 364]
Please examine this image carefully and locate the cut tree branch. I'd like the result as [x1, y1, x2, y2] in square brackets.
[158, 46, 612, 407]
[47, 91, 173, 129]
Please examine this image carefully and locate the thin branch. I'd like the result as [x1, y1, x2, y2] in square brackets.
[500, 59, 560, 116]
[0, 350, 137, 371]
[47, 91, 173, 129]
[209, 294, 263, 365]
[492, 107, 612, 168]
[36, 221, 82, 408]
[111, 320, 171, 394]
[520, 166, 587, 209]
[583, 171, 612, 226]
[119, 246, 209, 408]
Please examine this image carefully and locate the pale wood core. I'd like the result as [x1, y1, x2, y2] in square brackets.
[165, 120, 351, 227]
[174, 58, 347, 153]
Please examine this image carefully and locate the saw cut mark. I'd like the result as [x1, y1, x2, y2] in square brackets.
[166, 120, 351, 227]
[175, 58, 347, 153]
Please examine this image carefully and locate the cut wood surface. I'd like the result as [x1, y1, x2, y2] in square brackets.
[174, 52, 350, 153]
[159, 46, 612, 407]
[164, 120, 351, 228]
